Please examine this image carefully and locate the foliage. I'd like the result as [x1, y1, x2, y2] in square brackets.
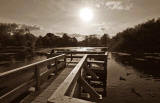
[79, 34, 110, 47]
[35, 33, 78, 48]
[0, 23, 111, 51]
[111, 18, 160, 53]
[0, 23, 36, 48]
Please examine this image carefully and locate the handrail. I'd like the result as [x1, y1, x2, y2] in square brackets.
[0, 54, 66, 103]
[56, 51, 105, 54]
[48, 52, 108, 103]
[0, 54, 65, 78]
[48, 54, 89, 103]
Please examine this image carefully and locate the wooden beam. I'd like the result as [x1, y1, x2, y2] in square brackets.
[87, 54, 106, 58]
[85, 68, 99, 80]
[87, 60, 105, 65]
[57, 51, 105, 54]
[66, 55, 83, 58]
[80, 77, 101, 100]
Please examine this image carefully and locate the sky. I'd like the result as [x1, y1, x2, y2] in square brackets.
[0, 0, 160, 38]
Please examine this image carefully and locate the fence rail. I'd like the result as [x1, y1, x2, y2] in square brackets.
[48, 52, 108, 103]
[0, 54, 66, 103]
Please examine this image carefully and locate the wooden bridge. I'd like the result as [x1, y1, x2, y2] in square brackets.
[0, 50, 108, 103]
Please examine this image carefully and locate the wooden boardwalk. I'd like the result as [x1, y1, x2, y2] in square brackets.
[0, 50, 108, 103]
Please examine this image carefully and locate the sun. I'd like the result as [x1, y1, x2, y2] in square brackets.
[79, 7, 93, 22]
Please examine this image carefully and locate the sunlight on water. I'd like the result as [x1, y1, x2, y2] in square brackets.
[54, 47, 102, 52]
[73, 47, 95, 51]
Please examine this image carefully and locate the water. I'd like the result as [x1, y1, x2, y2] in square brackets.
[54, 47, 103, 52]
[0, 55, 47, 73]
[0, 47, 101, 73]
[101, 52, 160, 103]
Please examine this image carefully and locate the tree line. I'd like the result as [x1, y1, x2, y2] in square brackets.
[2, 17, 159, 53]
[0, 23, 109, 51]
[79, 34, 110, 47]
[110, 18, 160, 53]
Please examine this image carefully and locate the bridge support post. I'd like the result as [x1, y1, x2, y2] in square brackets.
[71, 53, 73, 61]
[64, 55, 66, 67]
[55, 59, 58, 75]
[103, 54, 108, 96]
[35, 65, 40, 91]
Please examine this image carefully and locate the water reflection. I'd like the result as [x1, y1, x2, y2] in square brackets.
[101, 52, 160, 103]
[112, 52, 160, 80]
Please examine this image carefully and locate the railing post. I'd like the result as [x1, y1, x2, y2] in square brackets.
[47, 61, 51, 69]
[55, 59, 58, 75]
[64, 55, 66, 67]
[71, 53, 73, 61]
[103, 54, 108, 96]
[35, 65, 40, 91]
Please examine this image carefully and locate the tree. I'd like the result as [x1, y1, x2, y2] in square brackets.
[111, 18, 160, 53]
[101, 34, 110, 47]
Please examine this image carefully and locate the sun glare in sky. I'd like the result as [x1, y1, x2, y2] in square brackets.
[79, 7, 94, 22]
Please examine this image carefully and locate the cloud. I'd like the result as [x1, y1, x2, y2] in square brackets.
[20, 24, 42, 31]
[105, 1, 133, 10]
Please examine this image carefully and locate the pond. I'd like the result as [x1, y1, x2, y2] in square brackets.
[0, 55, 47, 73]
[0, 47, 104, 73]
[101, 52, 160, 103]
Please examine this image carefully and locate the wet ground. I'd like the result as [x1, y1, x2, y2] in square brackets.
[101, 52, 160, 103]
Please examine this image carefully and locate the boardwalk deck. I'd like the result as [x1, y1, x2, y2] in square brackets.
[30, 62, 77, 103]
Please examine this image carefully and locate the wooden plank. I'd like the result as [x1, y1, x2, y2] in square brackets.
[87, 60, 105, 64]
[66, 55, 83, 58]
[48, 55, 87, 103]
[48, 96, 94, 103]
[57, 51, 105, 54]
[87, 54, 106, 58]
[66, 61, 79, 63]
[80, 77, 101, 100]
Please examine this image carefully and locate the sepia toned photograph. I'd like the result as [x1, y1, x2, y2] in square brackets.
[0, 0, 160, 103]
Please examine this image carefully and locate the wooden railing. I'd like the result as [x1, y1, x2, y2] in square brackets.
[48, 52, 108, 103]
[56, 51, 105, 61]
[0, 54, 66, 103]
